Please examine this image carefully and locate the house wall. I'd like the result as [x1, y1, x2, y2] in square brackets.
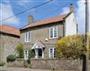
[21, 23, 64, 43]
[0, 33, 20, 62]
[65, 12, 77, 36]
[20, 23, 64, 58]
[20, 13, 77, 59]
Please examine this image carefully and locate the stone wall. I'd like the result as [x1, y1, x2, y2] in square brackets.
[31, 59, 86, 71]
[0, 34, 20, 62]
[7, 59, 24, 67]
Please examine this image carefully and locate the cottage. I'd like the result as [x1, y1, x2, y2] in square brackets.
[20, 5, 77, 60]
[0, 25, 20, 62]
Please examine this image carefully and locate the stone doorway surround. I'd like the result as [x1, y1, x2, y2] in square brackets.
[31, 41, 45, 59]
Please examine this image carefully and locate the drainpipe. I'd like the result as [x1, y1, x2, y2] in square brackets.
[83, 0, 89, 71]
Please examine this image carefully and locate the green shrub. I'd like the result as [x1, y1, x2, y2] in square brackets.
[16, 43, 24, 58]
[7, 55, 16, 62]
[0, 62, 5, 66]
[27, 50, 35, 63]
[28, 50, 35, 59]
[56, 35, 90, 59]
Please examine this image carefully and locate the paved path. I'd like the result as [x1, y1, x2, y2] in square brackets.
[0, 67, 51, 71]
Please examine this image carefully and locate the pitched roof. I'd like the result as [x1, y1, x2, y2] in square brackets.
[32, 40, 45, 49]
[0, 25, 20, 37]
[21, 13, 69, 30]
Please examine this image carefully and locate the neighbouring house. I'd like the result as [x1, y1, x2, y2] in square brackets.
[20, 5, 78, 60]
[0, 25, 20, 62]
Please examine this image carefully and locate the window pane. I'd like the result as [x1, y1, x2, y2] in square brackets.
[25, 32, 31, 42]
[49, 48, 55, 58]
[50, 28, 53, 38]
[26, 32, 28, 41]
[54, 27, 58, 38]
[25, 33, 27, 42]
[28, 32, 31, 41]
[54, 48, 56, 58]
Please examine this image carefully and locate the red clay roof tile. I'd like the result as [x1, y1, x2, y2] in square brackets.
[22, 14, 67, 30]
[0, 25, 20, 37]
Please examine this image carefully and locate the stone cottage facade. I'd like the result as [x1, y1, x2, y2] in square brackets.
[20, 8, 77, 60]
[0, 25, 20, 62]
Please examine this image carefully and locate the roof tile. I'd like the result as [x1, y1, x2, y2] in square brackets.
[0, 25, 20, 37]
[22, 14, 67, 30]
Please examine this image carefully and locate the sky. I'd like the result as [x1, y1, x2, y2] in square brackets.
[0, 0, 90, 33]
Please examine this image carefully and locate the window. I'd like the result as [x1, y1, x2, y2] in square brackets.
[25, 31, 31, 42]
[49, 27, 58, 39]
[49, 48, 56, 58]
[24, 50, 28, 60]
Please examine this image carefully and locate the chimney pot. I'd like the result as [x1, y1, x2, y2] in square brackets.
[70, 4, 74, 12]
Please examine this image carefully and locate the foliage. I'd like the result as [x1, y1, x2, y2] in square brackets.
[7, 55, 16, 62]
[28, 49, 35, 59]
[16, 43, 24, 58]
[56, 35, 90, 59]
[27, 49, 35, 64]
[0, 62, 5, 66]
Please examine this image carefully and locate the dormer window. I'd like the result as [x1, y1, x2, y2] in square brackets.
[25, 31, 31, 42]
[49, 26, 58, 39]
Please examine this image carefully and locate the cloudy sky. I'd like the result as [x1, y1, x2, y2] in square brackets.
[0, 0, 90, 33]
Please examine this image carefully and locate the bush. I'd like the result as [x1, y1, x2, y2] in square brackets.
[0, 62, 5, 66]
[56, 35, 90, 59]
[7, 55, 16, 62]
[16, 43, 24, 58]
[28, 50, 35, 59]
[27, 50, 35, 64]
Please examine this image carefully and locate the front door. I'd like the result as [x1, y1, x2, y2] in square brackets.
[34, 48, 44, 59]
[32, 41, 45, 59]
[38, 49, 42, 58]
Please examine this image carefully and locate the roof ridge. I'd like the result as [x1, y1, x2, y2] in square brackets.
[21, 13, 69, 30]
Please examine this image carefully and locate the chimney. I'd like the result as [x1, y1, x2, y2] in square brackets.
[70, 4, 74, 12]
[28, 15, 34, 24]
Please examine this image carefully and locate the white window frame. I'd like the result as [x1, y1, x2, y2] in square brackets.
[49, 48, 55, 58]
[49, 26, 58, 39]
[24, 50, 29, 60]
[25, 31, 31, 42]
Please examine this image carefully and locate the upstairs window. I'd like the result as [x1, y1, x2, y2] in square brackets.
[49, 27, 58, 39]
[25, 31, 31, 42]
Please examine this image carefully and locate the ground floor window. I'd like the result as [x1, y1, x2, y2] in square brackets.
[24, 50, 29, 60]
[49, 48, 56, 58]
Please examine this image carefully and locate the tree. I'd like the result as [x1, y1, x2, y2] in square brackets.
[56, 35, 90, 59]
[16, 43, 24, 58]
